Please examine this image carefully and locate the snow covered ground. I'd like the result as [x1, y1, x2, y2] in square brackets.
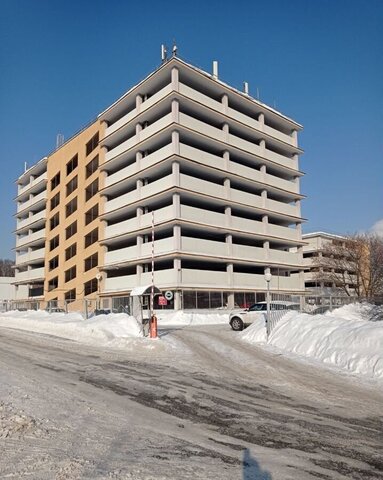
[0, 303, 382, 381]
[240, 303, 383, 380]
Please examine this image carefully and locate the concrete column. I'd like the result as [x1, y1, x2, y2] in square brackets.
[296, 222, 302, 237]
[172, 130, 180, 155]
[224, 178, 230, 199]
[259, 139, 266, 154]
[291, 129, 298, 147]
[171, 67, 179, 91]
[173, 192, 181, 217]
[262, 214, 268, 234]
[227, 263, 234, 287]
[174, 291, 182, 310]
[171, 99, 179, 123]
[136, 178, 143, 199]
[260, 164, 266, 182]
[222, 122, 229, 143]
[292, 153, 299, 170]
[136, 263, 143, 283]
[225, 206, 232, 227]
[173, 224, 181, 250]
[261, 189, 267, 208]
[174, 258, 182, 288]
[221, 94, 229, 114]
[223, 150, 230, 171]
[172, 161, 180, 187]
[135, 122, 142, 142]
[137, 235, 143, 257]
[225, 233, 232, 256]
[258, 113, 265, 130]
[295, 199, 301, 216]
[263, 240, 270, 261]
[136, 151, 143, 170]
[136, 94, 143, 113]
[226, 292, 235, 309]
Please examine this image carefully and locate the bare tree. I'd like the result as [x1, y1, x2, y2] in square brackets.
[0, 259, 15, 277]
[315, 234, 383, 298]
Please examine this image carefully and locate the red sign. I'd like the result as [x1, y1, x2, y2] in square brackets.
[158, 296, 167, 306]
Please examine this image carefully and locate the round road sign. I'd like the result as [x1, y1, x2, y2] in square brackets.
[164, 290, 173, 301]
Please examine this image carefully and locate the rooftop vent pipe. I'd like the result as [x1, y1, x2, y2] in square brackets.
[212, 61, 218, 80]
[243, 82, 249, 95]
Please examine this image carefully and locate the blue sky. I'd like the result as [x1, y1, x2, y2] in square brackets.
[0, 0, 382, 258]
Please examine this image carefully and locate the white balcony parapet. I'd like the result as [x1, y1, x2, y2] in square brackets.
[182, 269, 228, 287]
[14, 267, 45, 283]
[179, 173, 224, 198]
[16, 209, 46, 232]
[232, 272, 303, 291]
[16, 228, 46, 248]
[16, 248, 45, 266]
[17, 172, 47, 198]
[17, 190, 47, 214]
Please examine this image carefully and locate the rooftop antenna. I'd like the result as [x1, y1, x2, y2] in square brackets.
[56, 133, 64, 149]
[172, 40, 177, 57]
[256, 87, 260, 100]
[24, 161, 27, 172]
[212, 60, 218, 80]
[243, 81, 249, 95]
[161, 44, 167, 62]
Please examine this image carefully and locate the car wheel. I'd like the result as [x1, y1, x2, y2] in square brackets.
[230, 317, 244, 331]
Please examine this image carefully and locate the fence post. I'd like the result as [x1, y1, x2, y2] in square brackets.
[329, 295, 333, 312]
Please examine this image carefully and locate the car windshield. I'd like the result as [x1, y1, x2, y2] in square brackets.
[248, 304, 267, 311]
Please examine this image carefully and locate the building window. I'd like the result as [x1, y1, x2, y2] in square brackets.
[85, 228, 98, 248]
[49, 255, 59, 271]
[85, 155, 99, 178]
[84, 278, 98, 296]
[65, 243, 77, 261]
[50, 192, 60, 211]
[65, 197, 78, 217]
[85, 179, 98, 201]
[65, 221, 77, 240]
[48, 276, 58, 291]
[86, 133, 99, 156]
[84, 252, 98, 272]
[65, 288, 76, 302]
[50, 212, 59, 230]
[66, 154, 78, 176]
[65, 266, 76, 283]
[66, 175, 78, 196]
[51, 172, 60, 190]
[50, 235, 59, 251]
[85, 204, 98, 225]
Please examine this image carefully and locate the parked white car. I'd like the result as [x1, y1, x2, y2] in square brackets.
[229, 301, 300, 331]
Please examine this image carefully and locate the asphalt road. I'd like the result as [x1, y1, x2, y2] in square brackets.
[0, 324, 382, 479]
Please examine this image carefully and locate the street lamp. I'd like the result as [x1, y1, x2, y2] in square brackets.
[264, 271, 272, 339]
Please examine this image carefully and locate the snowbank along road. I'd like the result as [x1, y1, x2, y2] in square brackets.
[0, 324, 382, 479]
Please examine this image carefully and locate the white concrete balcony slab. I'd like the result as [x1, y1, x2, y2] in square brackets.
[103, 205, 174, 239]
[140, 84, 173, 114]
[227, 107, 261, 132]
[16, 209, 46, 232]
[104, 175, 174, 214]
[16, 228, 46, 248]
[182, 269, 228, 287]
[17, 190, 47, 214]
[267, 224, 299, 242]
[179, 143, 225, 170]
[16, 248, 45, 266]
[141, 269, 177, 286]
[105, 108, 137, 138]
[264, 173, 299, 194]
[229, 162, 264, 185]
[265, 198, 298, 217]
[179, 113, 224, 142]
[268, 249, 300, 265]
[105, 238, 175, 265]
[181, 237, 228, 257]
[17, 172, 47, 198]
[232, 244, 266, 262]
[233, 272, 302, 291]
[14, 267, 45, 284]
[140, 143, 174, 170]
[179, 173, 224, 198]
[104, 275, 137, 292]
[179, 83, 224, 114]
[231, 188, 263, 209]
[229, 133, 262, 157]
[264, 149, 295, 170]
[263, 124, 295, 147]
[139, 113, 173, 143]
[105, 135, 137, 163]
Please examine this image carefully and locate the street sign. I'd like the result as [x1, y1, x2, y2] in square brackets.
[158, 296, 167, 306]
[164, 290, 173, 301]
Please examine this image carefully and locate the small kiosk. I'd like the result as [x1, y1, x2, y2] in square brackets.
[129, 285, 162, 337]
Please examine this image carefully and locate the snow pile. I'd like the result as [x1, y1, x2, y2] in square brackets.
[0, 310, 143, 347]
[156, 310, 229, 326]
[240, 304, 383, 379]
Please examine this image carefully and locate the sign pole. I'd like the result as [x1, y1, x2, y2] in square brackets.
[149, 211, 158, 338]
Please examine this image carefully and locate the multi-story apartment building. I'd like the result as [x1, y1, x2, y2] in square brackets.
[14, 54, 306, 310]
[302, 232, 357, 295]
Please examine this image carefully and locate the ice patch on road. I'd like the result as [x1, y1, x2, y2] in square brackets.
[240, 303, 383, 379]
